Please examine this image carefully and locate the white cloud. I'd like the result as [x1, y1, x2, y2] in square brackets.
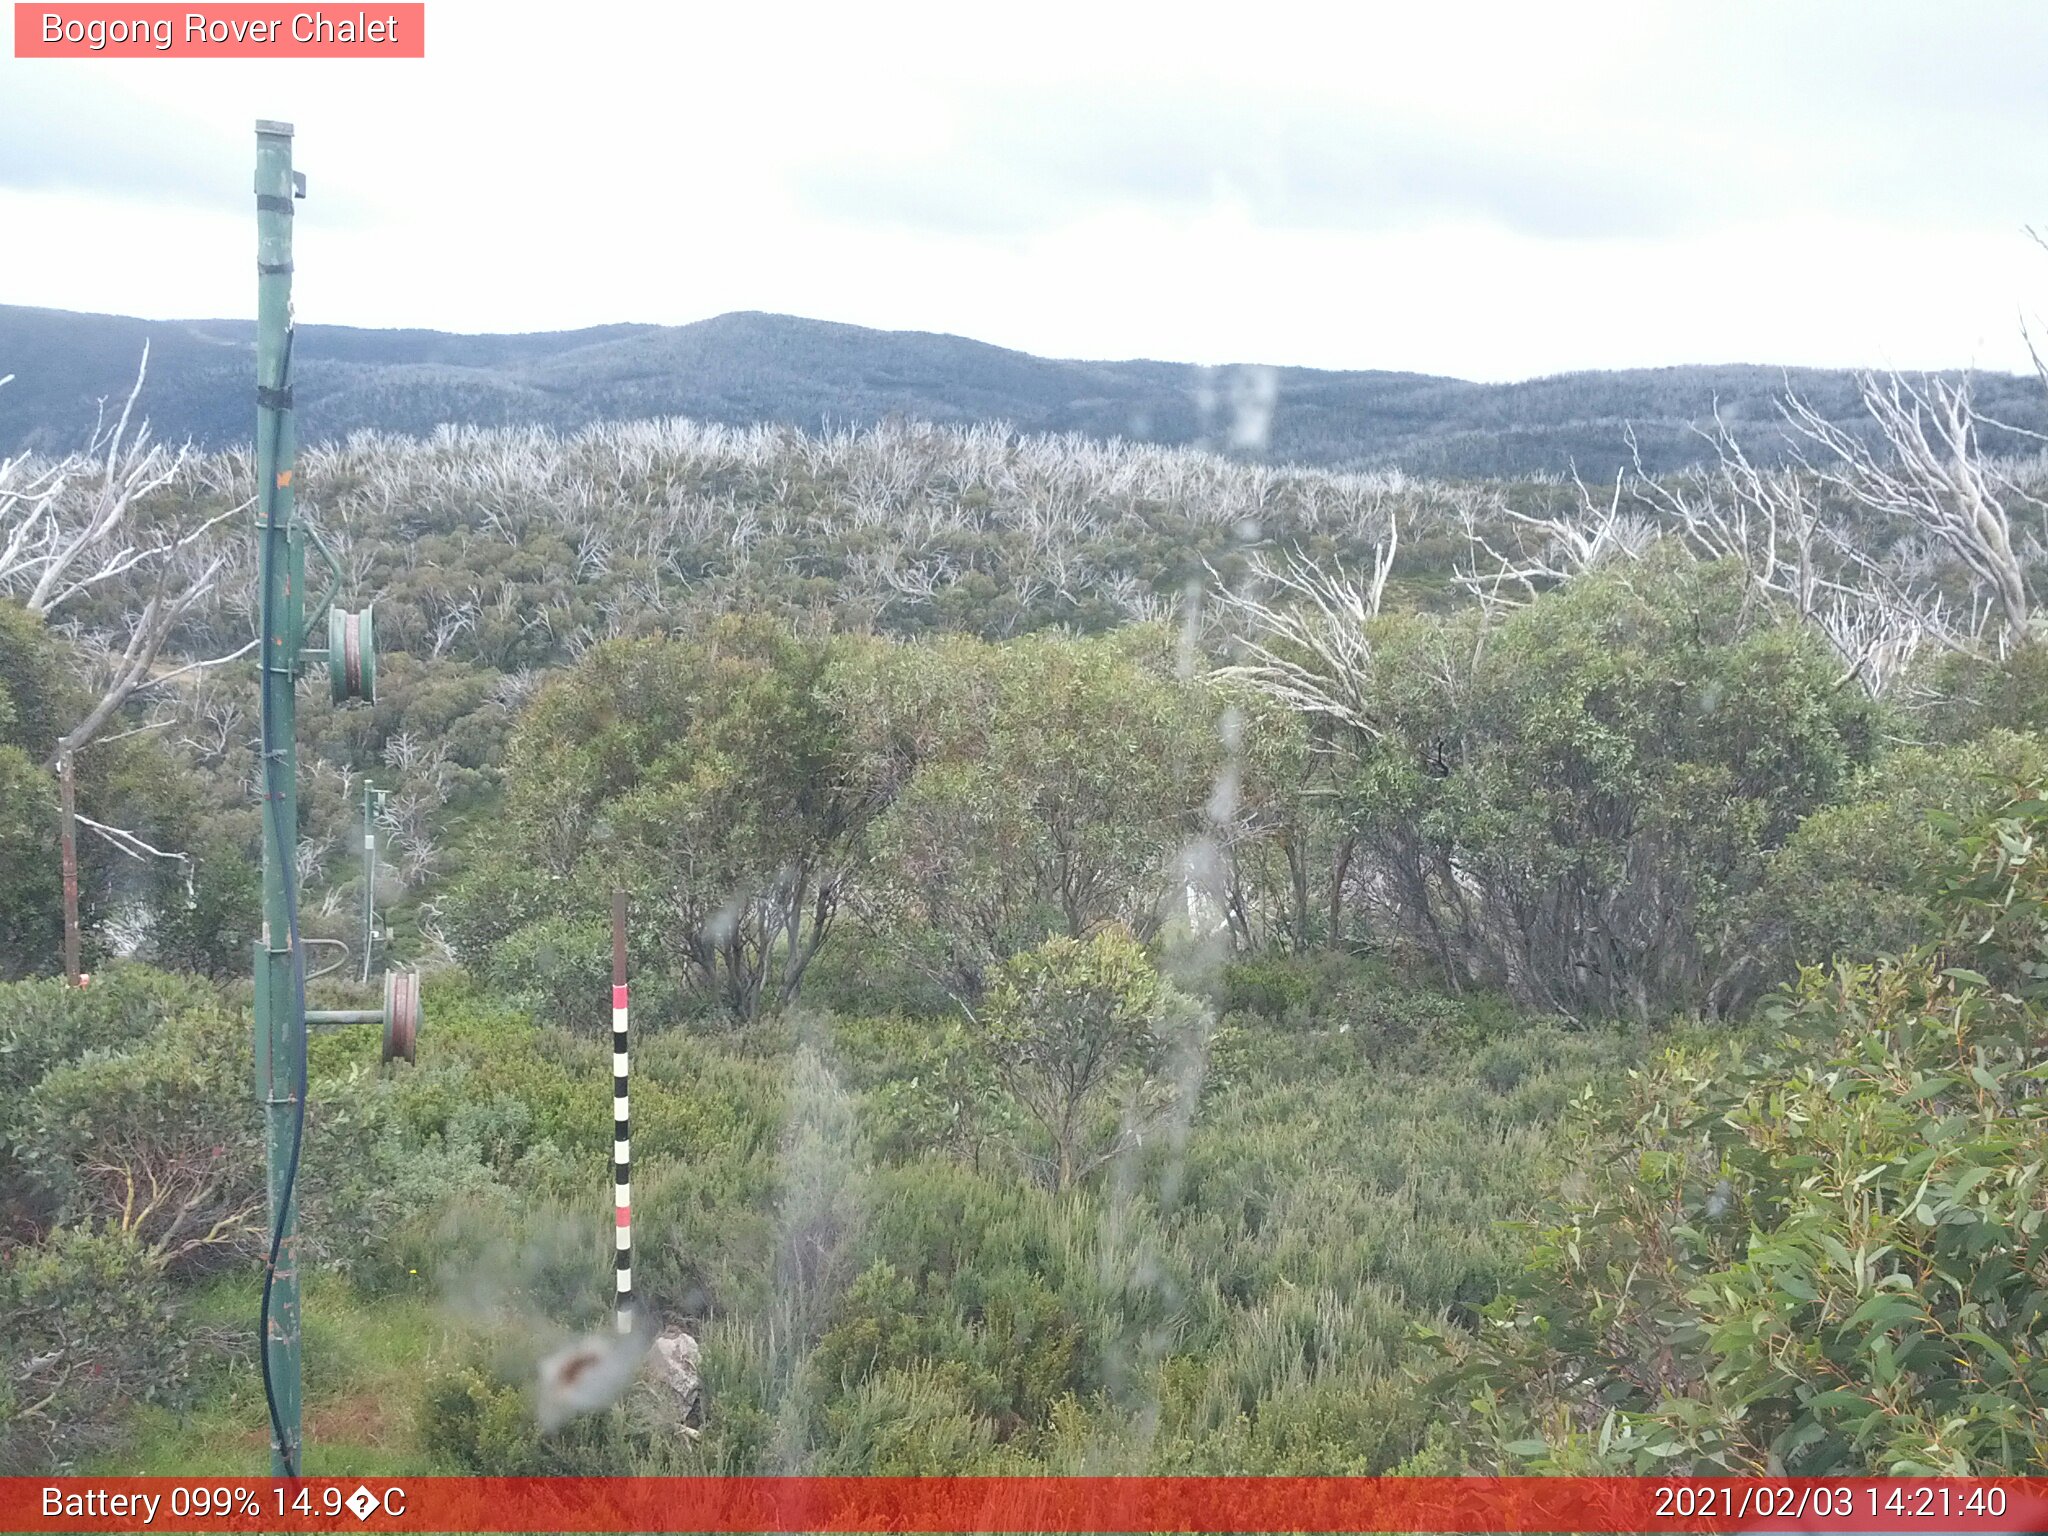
[2, 0, 2045, 379]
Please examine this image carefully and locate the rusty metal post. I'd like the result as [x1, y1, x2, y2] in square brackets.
[58, 750, 79, 985]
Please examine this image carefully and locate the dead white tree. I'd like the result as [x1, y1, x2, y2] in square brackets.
[1625, 380, 2037, 696]
[487, 668, 544, 713]
[1630, 416, 1828, 613]
[0, 352, 244, 979]
[880, 551, 954, 606]
[414, 898, 459, 967]
[1208, 519, 1399, 739]
[0, 349, 229, 614]
[427, 592, 480, 659]
[1619, 412, 1949, 695]
[72, 811, 195, 904]
[1780, 373, 2037, 649]
[1454, 471, 1658, 617]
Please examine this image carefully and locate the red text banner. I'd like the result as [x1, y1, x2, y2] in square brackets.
[11, 1477, 2048, 1533]
[14, 4, 425, 57]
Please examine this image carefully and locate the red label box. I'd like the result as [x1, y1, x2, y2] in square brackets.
[10, 1477, 2048, 1534]
[14, 3, 425, 56]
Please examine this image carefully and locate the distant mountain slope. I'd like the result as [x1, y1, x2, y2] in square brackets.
[3, 304, 2042, 478]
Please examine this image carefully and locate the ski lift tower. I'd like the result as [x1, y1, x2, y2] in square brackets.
[250, 119, 417, 1477]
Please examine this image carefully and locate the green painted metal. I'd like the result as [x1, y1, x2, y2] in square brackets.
[360, 777, 388, 983]
[358, 607, 377, 699]
[301, 516, 345, 648]
[252, 116, 304, 1478]
[248, 119, 409, 1476]
[305, 1008, 385, 1025]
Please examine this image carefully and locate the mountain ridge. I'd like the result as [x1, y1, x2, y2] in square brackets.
[4, 303, 2043, 479]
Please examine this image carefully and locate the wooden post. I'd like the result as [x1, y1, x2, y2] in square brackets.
[58, 747, 79, 985]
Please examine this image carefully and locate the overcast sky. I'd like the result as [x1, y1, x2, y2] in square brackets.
[4, 1, 2048, 381]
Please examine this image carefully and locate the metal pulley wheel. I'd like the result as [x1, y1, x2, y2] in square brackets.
[329, 605, 377, 704]
[381, 967, 420, 1063]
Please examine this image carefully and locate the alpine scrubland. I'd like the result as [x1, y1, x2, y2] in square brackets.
[3, 363, 2047, 1473]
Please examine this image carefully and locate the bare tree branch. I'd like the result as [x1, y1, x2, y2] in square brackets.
[1208, 521, 1400, 739]
[1781, 372, 2034, 644]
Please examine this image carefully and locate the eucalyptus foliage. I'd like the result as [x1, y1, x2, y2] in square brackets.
[1447, 784, 2048, 1473]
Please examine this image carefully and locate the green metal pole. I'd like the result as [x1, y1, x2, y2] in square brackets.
[361, 778, 375, 984]
[253, 117, 304, 1477]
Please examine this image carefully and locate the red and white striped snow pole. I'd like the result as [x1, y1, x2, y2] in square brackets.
[611, 888, 633, 1334]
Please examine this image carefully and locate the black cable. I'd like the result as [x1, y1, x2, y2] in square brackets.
[256, 322, 306, 1478]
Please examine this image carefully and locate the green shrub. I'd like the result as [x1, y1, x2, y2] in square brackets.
[797, 940, 957, 1020]
[0, 742, 58, 983]
[1447, 783, 2048, 1474]
[418, 1365, 553, 1473]
[473, 912, 615, 1037]
[1217, 950, 1533, 1062]
[146, 842, 260, 979]
[1, 1225, 191, 1472]
[1219, 953, 1320, 1023]
[1148, 1357, 1432, 1474]
[1334, 556, 1884, 1020]
[1738, 731, 2046, 987]
[813, 1364, 1001, 1473]
[297, 1085, 509, 1288]
[0, 965, 219, 1152]
[625, 1159, 777, 1324]
[1922, 642, 2048, 742]
[977, 930, 1200, 1190]
[828, 1013, 995, 1165]
[805, 1159, 1115, 1435]
[16, 984, 260, 1274]
[418, 1333, 706, 1474]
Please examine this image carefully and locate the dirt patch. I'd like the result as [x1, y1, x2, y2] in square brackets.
[233, 1389, 407, 1453]
[309, 1391, 404, 1447]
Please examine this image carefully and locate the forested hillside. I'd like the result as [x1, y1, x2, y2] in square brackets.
[4, 360, 2047, 1476]
[8, 303, 2048, 478]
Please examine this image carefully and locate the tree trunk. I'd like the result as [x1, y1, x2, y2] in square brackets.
[1327, 834, 1357, 949]
[1286, 832, 1310, 953]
